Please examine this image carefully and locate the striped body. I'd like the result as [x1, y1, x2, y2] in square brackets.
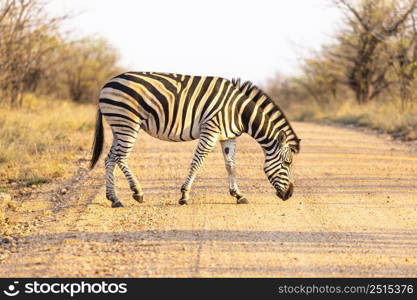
[99, 72, 242, 142]
[91, 71, 300, 207]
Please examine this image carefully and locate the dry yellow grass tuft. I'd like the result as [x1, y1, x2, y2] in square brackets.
[0, 95, 96, 191]
[288, 99, 417, 140]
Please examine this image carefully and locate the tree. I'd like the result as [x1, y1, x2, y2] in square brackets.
[0, 0, 123, 106]
[59, 37, 122, 102]
[296, 52, 342, 105]
[0, 0, 66, 107]
[391, 13, 417, 109]
[333, 0, 417, 104]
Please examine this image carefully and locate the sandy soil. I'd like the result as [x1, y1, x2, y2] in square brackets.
[1, 122, 417, 277]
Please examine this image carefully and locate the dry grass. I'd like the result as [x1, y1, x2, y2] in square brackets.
[287, 99, 417, 140]
[0, 94, 96, 191]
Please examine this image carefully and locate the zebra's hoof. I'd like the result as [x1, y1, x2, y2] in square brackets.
[237, 197, 249, 204]
[133, 193, 144, 203]
[111, 201, 124, 208]
[179, 199, 188, 205]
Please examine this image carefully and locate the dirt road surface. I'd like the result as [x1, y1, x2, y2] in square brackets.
[1, 122, 417, 277]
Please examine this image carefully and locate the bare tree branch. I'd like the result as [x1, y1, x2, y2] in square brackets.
[337, 0, 370, 31]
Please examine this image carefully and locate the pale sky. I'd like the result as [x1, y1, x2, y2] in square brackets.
[47, 0, 342, 84]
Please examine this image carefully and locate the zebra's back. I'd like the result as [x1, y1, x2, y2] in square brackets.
[99, 71, 235, 141]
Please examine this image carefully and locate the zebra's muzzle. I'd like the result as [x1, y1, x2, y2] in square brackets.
[277, 182, 294, 201]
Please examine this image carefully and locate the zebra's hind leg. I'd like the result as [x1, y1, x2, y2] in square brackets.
[117, 157, 144, 203]
[105, 151, 124, 208]
[220, 139, 248, 204]
[179, 131, 219, 205]
[105, 125, 141, 207]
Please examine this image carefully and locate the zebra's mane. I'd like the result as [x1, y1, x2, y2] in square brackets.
[232, 78, 300, 153]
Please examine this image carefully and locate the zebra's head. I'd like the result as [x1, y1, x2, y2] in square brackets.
[264, 130, 299, 201]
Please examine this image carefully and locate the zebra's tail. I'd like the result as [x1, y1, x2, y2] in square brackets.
[90, 109, 104, 169]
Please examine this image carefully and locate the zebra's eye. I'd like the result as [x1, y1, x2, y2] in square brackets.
[284, 150, 293, 164]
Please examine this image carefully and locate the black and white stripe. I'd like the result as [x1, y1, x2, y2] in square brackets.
[90, 71, 300, 207]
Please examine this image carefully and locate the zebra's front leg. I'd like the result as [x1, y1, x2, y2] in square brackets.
[220, 139, 248, 204]
[179, 132, 219, 205]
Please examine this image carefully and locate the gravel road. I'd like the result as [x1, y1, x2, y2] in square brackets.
[1, 122, 417, 277]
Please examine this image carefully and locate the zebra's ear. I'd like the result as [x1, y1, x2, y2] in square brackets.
[278, 130, 287, 145]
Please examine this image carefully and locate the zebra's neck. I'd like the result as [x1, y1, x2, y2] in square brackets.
[234, 81, 300, 153]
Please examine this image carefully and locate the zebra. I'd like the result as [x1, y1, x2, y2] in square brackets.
[90, 71, 300, 207]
